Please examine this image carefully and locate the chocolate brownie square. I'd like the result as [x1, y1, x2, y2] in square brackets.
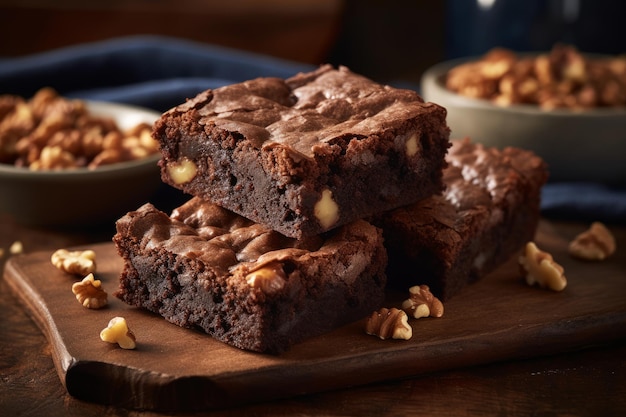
[377, 138, 549, 300]
[153, 65, 450, 239]
[113, 197, 387, 353]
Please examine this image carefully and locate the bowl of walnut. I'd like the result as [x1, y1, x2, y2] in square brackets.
[421, 44, 626, 183]
[0, 88, 163, 226]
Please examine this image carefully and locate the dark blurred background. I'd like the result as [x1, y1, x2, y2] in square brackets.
[1, 0, 625, 85]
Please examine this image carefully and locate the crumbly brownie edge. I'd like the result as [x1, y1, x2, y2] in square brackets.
[378, 139, 548, 300]
[383, 197, 541, 300]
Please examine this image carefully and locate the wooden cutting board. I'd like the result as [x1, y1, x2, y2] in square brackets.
[4, 220, 626, 412]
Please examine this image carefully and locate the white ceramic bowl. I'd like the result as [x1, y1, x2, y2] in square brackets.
[0, 101, 162, 226]
[421, 57, 626, 184]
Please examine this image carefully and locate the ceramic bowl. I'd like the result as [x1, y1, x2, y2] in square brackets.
[0, 101, 162, 226]
[421, 57, 626, 184]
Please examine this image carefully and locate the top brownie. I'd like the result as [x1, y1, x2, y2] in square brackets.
[154, 65, 450, 238]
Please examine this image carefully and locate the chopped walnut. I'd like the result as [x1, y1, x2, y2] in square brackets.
[446, 44, 626, 110]
[71, 273, 108, 309]
[569, 222, 616, 261]
[0, 88, 158, 170]
[401, 285, 444, 319]
[51, 249, 96, 276]
[29, 145, 76, 170]
[365, 307, 412, 340]
[519, 242, 567, 291]
[87, 148, 123, 168]
[100, 317, 136, 349]
[313, 188, 339, 230]
[166, 157, 198, 185]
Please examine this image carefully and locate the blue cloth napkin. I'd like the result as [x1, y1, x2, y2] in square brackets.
[1, 35, 624, 224]
[542, 182, 626, 225]
[0, 35, 314, 112]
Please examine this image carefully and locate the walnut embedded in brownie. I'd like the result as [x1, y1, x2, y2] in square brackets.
[153, 65, 450, 239]
[113, 196, 387, 354]
[376, 138, 549, 300]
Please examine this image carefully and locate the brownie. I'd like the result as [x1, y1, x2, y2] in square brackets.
[113, 197, 387, 354]
[376, 138, 549, 300]
[153, 65, 450, 239]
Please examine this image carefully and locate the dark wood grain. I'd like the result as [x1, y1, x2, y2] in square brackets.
[3, 218, 626, 413]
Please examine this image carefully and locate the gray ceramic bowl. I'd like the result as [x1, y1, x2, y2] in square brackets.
[421, 57, 626, 184]
[0, 101, 162, 226]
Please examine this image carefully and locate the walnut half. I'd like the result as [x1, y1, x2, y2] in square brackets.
[71, 273, 108, 309]
[365, 308, 412, 340]
[569, 222, 616, 261]
[519, 242, 567, 291]
[51, 249, 96, 276]
[401, 285, 444, 319]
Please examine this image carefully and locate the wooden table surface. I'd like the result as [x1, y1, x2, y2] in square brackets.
[2, 203, 626, 416]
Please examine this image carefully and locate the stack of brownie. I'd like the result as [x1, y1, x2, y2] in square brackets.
[113, 65, 547, 353]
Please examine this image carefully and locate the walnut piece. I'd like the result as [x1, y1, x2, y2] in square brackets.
[100, 317, 136, 349]
[51, 249, 96, 276]
[405, 133, 420, 157]
[568, 222, 616, 261]
[30, 145, 76, 170]
[166, 157, 198, 184]
[245, 262, 286, 294]
[401, 285, 444, 319]
[9, 241, 23, 255]
[71, 273, 108, 309]
[313, 188, 339, 230]
[365, 307, 412, 340]
[519, 242, 567, 291]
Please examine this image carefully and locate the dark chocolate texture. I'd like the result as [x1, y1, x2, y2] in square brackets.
[154, 65, 450, 238]
[113, 197, 387, 354]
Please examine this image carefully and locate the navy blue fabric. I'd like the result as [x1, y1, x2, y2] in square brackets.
[0, 35, 314, 112]
[542, 182, 626, 225]
[1, 35, 624, 224]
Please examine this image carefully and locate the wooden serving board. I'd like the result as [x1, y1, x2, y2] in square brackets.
[4, 220, 626, 412]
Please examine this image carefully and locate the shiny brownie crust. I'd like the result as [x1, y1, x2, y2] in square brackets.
[113, 197, 387, 354]
[154, 65, 450, 239]
[377, 138, 549, 300]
